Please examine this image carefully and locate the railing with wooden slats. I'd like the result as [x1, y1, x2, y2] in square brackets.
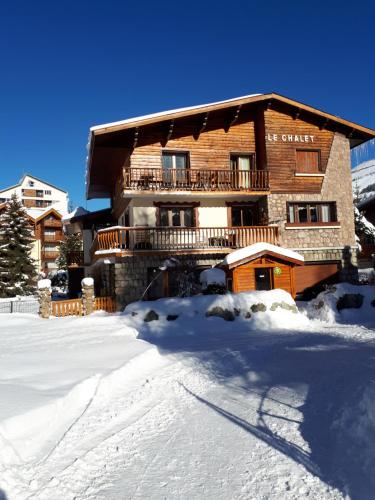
[92, 225, 279, 256]
[42, 219, 62, 227]
[95, 296, 116, 312]
[124, 168, 269, 192]
[51, 298, 83, 317]
[42, 250, 60, 260]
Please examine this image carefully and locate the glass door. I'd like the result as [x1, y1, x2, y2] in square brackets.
[162, 152, 188, 185]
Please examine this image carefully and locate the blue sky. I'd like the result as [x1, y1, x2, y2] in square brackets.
[0, 0, 374, 210]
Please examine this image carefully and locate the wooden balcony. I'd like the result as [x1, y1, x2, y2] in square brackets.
[124, 168, 269, 193]
[42, 219, 62, 228]
[91, 225, 279, 259]
[42, 251, 60, 260]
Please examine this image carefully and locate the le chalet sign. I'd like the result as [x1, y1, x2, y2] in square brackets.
[266, 133, 315, 143]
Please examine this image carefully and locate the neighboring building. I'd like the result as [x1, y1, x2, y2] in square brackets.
[0, 203, 64, 274]
[84, 93, 375, 308]
[0, 174, 68, 215]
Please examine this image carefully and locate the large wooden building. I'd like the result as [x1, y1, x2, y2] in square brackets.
[84, 93, 375, 307]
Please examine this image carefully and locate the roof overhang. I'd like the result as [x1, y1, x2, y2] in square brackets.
[86, 92, 375, 199]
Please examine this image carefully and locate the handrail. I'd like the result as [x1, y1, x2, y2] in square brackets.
[123, 168, 269, 192]
[91, 225, 279, 256]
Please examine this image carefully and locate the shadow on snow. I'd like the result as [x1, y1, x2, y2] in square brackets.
[143, 327, 375, 499]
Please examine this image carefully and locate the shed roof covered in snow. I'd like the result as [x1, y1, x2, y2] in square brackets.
[220, 243, 304, 269]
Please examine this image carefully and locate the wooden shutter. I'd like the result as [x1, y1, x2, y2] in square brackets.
[296, 150, 320, 173]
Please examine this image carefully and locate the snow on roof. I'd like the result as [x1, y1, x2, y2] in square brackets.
[90, 93, 261, 132]
[221, 243, 304, 267]
[62, 206, 89, 222]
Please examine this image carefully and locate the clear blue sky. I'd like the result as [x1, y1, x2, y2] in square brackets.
[1, 0, 374, 210]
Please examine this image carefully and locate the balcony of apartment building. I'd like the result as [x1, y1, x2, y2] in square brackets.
[90, 225, 279, 261]
[123, 153, 270, 195]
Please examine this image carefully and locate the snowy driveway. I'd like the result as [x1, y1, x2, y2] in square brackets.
[1, 314, 375, 499]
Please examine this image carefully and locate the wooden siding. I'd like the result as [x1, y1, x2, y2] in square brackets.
[264, 108, 334, 193]
[232, 256, 295, 296]
[295, 262, 340, 293]
[130, 112, 256, 172]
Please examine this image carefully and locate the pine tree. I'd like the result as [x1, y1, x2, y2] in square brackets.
[0, 194, 36, 297]
[56, 232, 82, 269]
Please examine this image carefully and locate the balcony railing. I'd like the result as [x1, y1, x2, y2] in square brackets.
[124, 168, 269, 192]
[42, 219, 61, 228]
[42, 251, 60, 260]
[91, 225, 279, 258]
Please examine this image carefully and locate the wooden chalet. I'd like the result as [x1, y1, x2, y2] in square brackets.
[84, 92, 375, 307]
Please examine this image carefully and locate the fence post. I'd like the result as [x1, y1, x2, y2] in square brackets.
[37, 279, 52, 319]
[81, 277, 95, 316]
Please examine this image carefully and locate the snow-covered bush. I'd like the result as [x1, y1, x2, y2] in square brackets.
[200, 268, 226, 295]
[307, 283, 375, 324]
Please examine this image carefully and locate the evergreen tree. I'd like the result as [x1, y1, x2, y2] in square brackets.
[0, 194, 36, 297]
[56, 232, 82, 269]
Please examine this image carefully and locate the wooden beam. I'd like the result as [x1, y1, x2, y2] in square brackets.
[133, 127, 139, 148]
[193, 112, 209, 140]
[320, 118, 329, 130]
[161, 120, 174, 147]
[224, 105, 241, 132]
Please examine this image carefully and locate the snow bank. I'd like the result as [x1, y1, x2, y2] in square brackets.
[307, 283, 375, 324]
[123, 289, 310, 338]
[37, 279, 51, 290]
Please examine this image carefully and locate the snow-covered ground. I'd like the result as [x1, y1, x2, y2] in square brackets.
[1, 289, 375, 499]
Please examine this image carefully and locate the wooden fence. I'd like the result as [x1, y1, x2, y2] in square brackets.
[51, 296, 116, 317]
[94, 296, 116, 313]
[51, 298, 83, 317]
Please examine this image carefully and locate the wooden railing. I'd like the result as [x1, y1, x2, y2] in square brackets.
[91, 226, 279, 257]
[42, 219, 62, 227]
[42, 250, 60, 260]
[124, 168, 269, 192]
[52, 298, 83, 317]
[95, 296, 116, 312]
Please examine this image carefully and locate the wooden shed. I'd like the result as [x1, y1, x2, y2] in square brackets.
[220, 243, 304, 298]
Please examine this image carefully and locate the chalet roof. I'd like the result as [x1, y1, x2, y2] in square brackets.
[0, 173, 67, 194]
[89, 92, 375, 139]
[86, 92, 375, 199]
[220, 243, 304, 269]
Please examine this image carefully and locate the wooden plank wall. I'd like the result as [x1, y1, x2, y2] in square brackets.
[264, 108, 334, 193]
[130, 112, 256, 171]
[295, 263, 340, 293]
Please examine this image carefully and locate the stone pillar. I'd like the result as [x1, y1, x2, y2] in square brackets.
[37, 279, 51, 318]
[81, 277, 95, 315]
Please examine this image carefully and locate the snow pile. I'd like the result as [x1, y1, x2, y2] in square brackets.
[352, 158, 375, 203]
[221, 242, 304, 266]
[307, 283, 375, 324]
[123, 289, 310, 338]
[199, 268, 226, 288]
[37, 279, 51, 290]
[81, 277, 94, 287]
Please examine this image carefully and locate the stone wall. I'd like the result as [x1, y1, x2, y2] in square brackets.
[267, 133, 356, 257]
[113, 254, 226, 310]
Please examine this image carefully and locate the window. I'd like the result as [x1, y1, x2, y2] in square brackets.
[36, 190, 44, 197]
[162, 152, 189, 183]
[159, 206, 195, 227]
[287, 202, 337, 224]
[44, 229, 55, 236]
[230, 154, 255, 188]
[230, 154, 255, 171]
[28, 181, 35, 187]
[296, 150, 321, 173]
[228, 204, 256, 227]
[45, 190, 52, 195]
[36, 200, 44, 207]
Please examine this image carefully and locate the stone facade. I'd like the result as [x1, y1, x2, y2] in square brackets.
[110, 254, 227, 310]
[267, 133, 356, 264]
